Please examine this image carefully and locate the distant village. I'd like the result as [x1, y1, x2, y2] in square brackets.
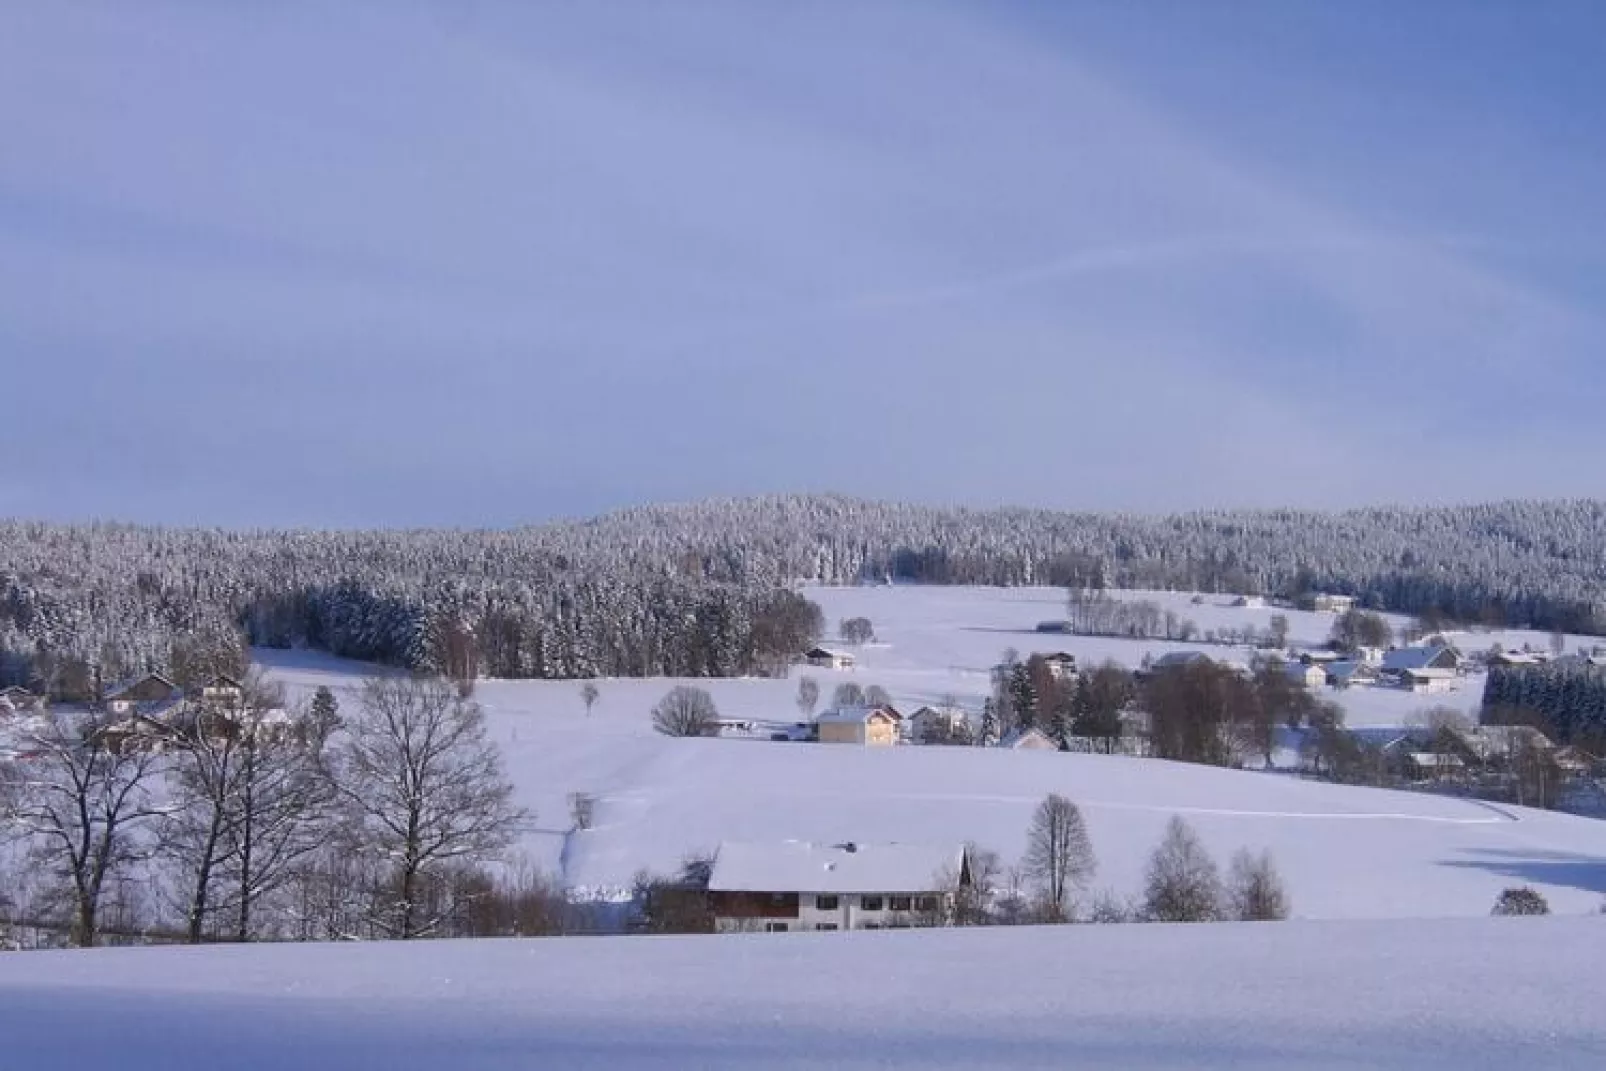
[725, 594, 1606, 817]
[0, 672, 299, 755]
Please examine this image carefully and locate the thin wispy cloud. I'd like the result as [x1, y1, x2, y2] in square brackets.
[0, 1, 1600, 525]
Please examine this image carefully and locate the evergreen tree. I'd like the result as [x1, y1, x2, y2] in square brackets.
[980, 698, 1001, 747]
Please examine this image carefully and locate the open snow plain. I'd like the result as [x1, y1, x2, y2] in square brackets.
[3, 919, 1604, 1070]
[258, 585, 1606, 919]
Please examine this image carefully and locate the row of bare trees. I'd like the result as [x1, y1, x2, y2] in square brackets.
[967, 797, 1289, 926]
[0, 675, 530, 947]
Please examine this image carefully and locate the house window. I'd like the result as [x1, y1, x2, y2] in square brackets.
[888, 896, 912, 912]
[915, 896, 938, 913]
[860, 896, 883, 911]
[815, 923, 838, 931]
[767, 893, 790, 908]
[862, 922, 880, 930]
[816, 895, 839, 910]
[764, 922, 789, 933]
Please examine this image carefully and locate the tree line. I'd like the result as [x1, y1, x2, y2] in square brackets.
[635, 794, 1290, 932]
[3, 494, 1604, 694]
[1482, 661, 1606, 751]
[0, 675, 540, 948]
[981, 651, 1336, 767]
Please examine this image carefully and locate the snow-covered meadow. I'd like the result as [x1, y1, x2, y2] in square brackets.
[254, 586, 1606, 920]
[3, 918, 1604, 1070]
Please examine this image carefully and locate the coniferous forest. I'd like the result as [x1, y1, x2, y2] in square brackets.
[3, 495, 1605, 692]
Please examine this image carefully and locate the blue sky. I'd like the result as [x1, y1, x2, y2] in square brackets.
[3, 1, 1603, 526]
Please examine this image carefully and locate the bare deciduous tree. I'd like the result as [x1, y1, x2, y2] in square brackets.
[864, 684, 893, 708]
[1225, 848, 1289, 921]
[1330, 608, 1392, 653]
[839, 617, 875, 645]
[580, 681, 600, 717]
[332, 676, 526, 939]
[1, 712, 164, 946]
[1143, 816, 1222, 923]
[1022, 793, 1096, 920]
[165, 673, 333, 943]
[830, 682, 866, 710]
[795, 677, 820, 719]
[651, 686, 718, 737]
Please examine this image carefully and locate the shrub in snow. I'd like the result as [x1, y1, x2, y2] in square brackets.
[1086, 890, 1137, 924]
[1491, 887, 1550, 917]
[652, 686, 718, 737]
[1225, 849, 1290, 921]
[1143, 817, 1222, 922]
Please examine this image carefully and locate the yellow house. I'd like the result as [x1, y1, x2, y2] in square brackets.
[816, 705, 900, 746]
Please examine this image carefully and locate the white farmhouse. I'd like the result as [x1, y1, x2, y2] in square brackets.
[705, 841, 970, 933]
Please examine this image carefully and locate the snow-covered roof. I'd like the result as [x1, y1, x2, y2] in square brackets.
[103, 672, 180, 700]
[1452, 725, 1552, 759]
[1324, 660, 1374, 681]
[1407, 752, 1464, 769]
[1152, 651, 1211, 669]
[998, 727, 1056, 749]
[1381, 646, 1457, 672]
[816, 705, 899, 725]
[708, 840, 963, 894]
[1400, 667, 1456, 681]
[805, 647, 852, 660]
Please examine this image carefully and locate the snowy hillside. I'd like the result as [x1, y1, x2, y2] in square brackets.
[256, 586, 1606, 920]
[3, 919, 1603, 1069]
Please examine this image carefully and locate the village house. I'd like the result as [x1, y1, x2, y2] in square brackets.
[1447, 725, 1553, 769]
[1323, 660, 1379, 689]
[803, 647, 856, 671]
[705, 840, 969, 933]
[1285, 663, 1328, 690]
[103, 673, 184, 715]
[92, 712, 186, 754]
[1401, 751, 1466, 782]
[1397, 667, 1458, 695]
[1381, 644, 1461, 676]
[908, 706, 969, 745]
[816, 705, 901, 746]
[997, 726, 1058, 751]
[1232, 595, 1266, 609]
[196, 674, 246, 706]
[1040, 652, 1078, 682]
[1311, 593, 1356, 614]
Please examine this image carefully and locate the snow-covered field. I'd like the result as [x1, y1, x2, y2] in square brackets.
[3, 919, 1604, 1069]
[253, 586, 1606, 920]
